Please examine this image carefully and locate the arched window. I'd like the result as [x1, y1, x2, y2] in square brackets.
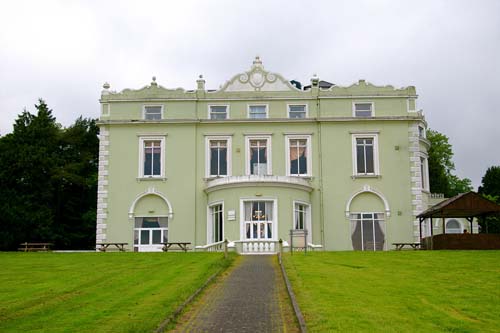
[446, 219, 462, 234]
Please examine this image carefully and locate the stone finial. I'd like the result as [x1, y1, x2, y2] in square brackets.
[311, 74, 319, 87]
[252, 55, 263, 68]
[151, 76, 158, 87]
[102, 82, 110, 95]
[196, 74, 206, 90]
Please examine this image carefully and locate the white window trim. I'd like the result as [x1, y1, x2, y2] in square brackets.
[208, 104, 230, 120]
[101, 103, 110, 116]
[293, 200, 312, 243]
[247, 104, 269, 119]
[287, 104, 308, 118]
[138, 136, 166, 178]
[205, 136, 232, 178]
[285, 135, 312, 177]
[207, 201, 224, 244]
[351, 133, 380, 176]
[239, 198, 278, 241]
[349, 212, 386, 251]
[245, 135, 272, 176]
[352, 101, 375, 117]
[407, 98, 417, 112]
[418, 125, 426, 139]
[418, 153, 430, 191]
[143, 105, 164, 120]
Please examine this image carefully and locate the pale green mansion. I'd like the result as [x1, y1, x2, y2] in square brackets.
[96, 57, 469, 253]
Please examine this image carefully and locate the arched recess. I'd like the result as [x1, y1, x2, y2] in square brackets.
[128, 187, 173, 219]
[446, 219, 462, 234]
[345, 185, 391, 218]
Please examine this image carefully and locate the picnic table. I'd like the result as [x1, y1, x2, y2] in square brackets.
[161, 242, 191, 252]
[96, 242, 128, 252]
[392, 242, 421, 250]
[18, 242, 53, 252]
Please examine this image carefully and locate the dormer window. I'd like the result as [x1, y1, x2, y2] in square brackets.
[354, 102, 373, 117]
[144, 106, 163, 120]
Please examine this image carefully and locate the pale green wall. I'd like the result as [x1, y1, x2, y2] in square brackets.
[98, 66, 427, 251]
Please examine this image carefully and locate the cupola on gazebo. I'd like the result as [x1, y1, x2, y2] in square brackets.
[417, 191, 500, 249]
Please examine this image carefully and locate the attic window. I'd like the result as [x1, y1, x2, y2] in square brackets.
[144, 106, 162, 120]
[354, 103, 373, 117]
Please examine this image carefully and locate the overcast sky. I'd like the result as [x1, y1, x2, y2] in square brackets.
[1, 0, 499, 189]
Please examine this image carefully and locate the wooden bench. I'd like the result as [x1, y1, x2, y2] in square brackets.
[18, 242, 53, 252]
[392, 242, 421, 250]
[161, 242, 191, 252]
[96, 242, 128, 252]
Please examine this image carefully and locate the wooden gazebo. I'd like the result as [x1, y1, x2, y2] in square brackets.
[417, 192, 500, 249]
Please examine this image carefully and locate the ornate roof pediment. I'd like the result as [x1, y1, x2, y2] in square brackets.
[329, 79, 416, 96]
[217, 57, 300, 92]
[101, 77, 194, 100]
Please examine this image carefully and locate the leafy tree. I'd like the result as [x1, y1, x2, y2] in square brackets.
[478, 166, 500, 233]
[427, 129, 472, 197]
[0, 100, 98, 250]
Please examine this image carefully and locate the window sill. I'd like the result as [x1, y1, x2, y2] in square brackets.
[204, 176, 230, 181]
[351, 174, 381, 179]
[137, 177, 167, 182]
[287, 175, 313, 180]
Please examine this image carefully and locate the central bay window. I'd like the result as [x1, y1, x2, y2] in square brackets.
[352, 133, 379, 176]
[350, 213, 385, 251]
[246, 136, 271, 175]
[139, 136, 165, 178]
[243, 201, 275, 240]
[286, 135, 311, 176]
[208, 203, 223, 243]
[206, 136, 231, 177]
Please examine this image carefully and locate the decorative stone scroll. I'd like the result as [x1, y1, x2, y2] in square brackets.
[218, 56, 299, 92]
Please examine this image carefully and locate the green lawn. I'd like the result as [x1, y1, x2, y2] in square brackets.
[283, 251, 500, 333]
[0, 252, 232, 333]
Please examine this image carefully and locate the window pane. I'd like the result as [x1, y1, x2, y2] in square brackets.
[355, 103, 372, 117]
[152, 147, 161, 175]
[145, 106, 162, 120]
[152, 230, 161, 244]
[365, 145, 374, 173]
[219, 148, 227, 175]
[142, 218, 160, 228]
[210, 106, 227, 119]
[362, 220, 374, 251]
[250, 139, 267, 175]
[249, 105, 267, 119]
[144, 149, 152, 176]
[289, 139, 308, 175]
[356, 103, 372, 111]
[289, 105, 306, 119]
[356, 144, 365, 173]
[140, 230, 149, 244]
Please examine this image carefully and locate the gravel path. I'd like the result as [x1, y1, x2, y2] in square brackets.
[172, 255, 298, 332]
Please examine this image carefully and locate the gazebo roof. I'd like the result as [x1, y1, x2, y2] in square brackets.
[417, 192, 500, 219]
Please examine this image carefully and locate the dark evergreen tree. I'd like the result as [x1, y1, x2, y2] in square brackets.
[478, 166, 500, 233]
[0, 100, 99, 250]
